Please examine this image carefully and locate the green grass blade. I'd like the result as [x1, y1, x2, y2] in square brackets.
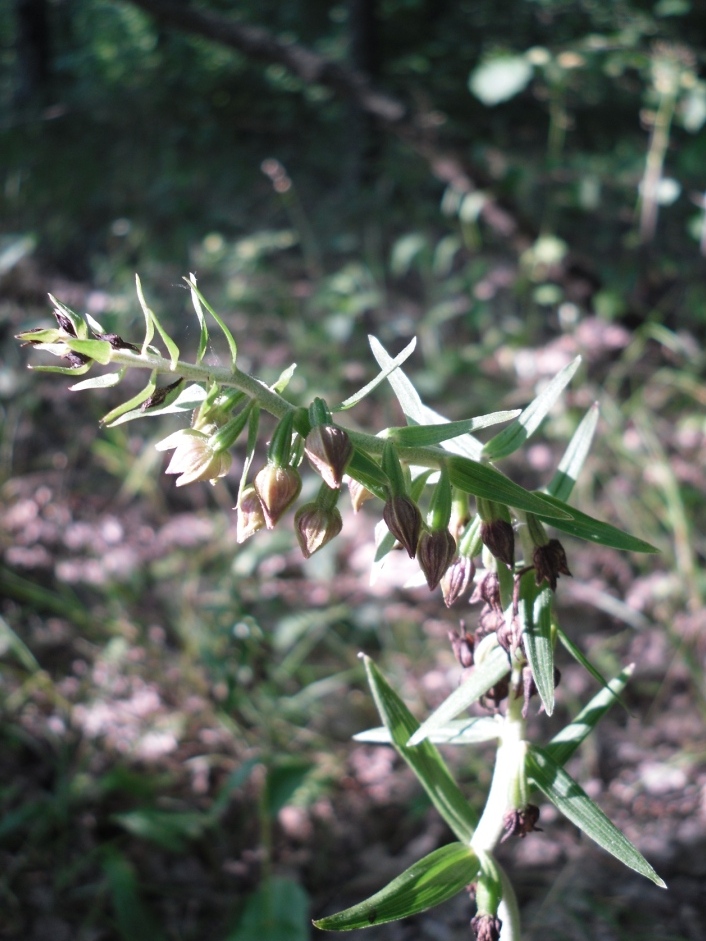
[407, 645, 511, 746]
[313, 842, 479, 930]
[546, 664, 634, 768]
[526, 745, 666, 887]
[547, 403, 599, 501]
[446, 457, 571, 519]
[534, 494, 659, 552]
[337, 337, 417, 410]
[520, 578, 555, 716]
[363, 656, 478, 842]
[482, 356, 581, 461]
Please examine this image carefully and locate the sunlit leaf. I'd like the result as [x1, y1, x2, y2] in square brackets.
[188, 273, 210, 365]
[109, 382, 206, 425]
[469, 55, 534, 106]
[272, 363, 297, 393]
[101, 371, 157, 426]
[526, 745, 666, 887]
[547, 403, 599, 501]
[519, 577, 555, 715]
[187, 275, 238, 370]
[337, 337, 417, 410]
[407, 644, 511, 746]
[446, 457, 572, 519]
[533, 494, 659, 552]
[313, 842, 479, 931]
[363, 656, 478, 842]
[546, 664, 634, 768]
[482, 357, 582, 461]
[390, 411, 520, 447]
[354, 716, 501, 746]
[135, 275, 180, 369]
[65, 338, 113, 365]
[48, 294, 88, 339]
[69, 370, 125, 391]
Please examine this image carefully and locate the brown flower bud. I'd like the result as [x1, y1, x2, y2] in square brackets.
[348, 477, 374, 513]
[417, 529, 456, 590]
[254, 464, 302, 529]
[163, 429, 232, 487]
[304, 424, 353, 489]
[533, 538, 571, 590]
[448, 625, 475, 669]
[500, 804, 542, 842]
[383, 494, 422, 558]
[480, 518, 515, 567]
[236, 485, 266, 543]
[471, 570, 502, 614]
[295, 503, 343, 558]
[471, 914, 502, 941]
[441, 555, 475, 608]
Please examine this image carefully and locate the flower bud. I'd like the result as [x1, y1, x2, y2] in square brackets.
[417, 529, 456, 590]
[500, 804, 542, 842]
[441, 555, 476, 607]
[533, 538, 571, 591]
[295, 503, 343, 558]
[480, 518, 515, 567]
[304, 424, 353, 489]
[471, 915, 502, 941]
[236, 485, 266, 543]
[254, 464, 302, 529]
[163, 429, 232, 487]
[383, 494, 422, 558]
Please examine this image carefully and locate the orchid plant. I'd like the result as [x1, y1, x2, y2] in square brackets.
[17, 275, 665, 940]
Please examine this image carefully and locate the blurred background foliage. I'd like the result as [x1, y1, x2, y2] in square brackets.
[1, 1, 705, 939]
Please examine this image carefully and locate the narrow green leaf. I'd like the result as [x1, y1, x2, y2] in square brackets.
[48, 294, 88, 338]
[354, 716, 501, 746]
[526, 745, 666, 887]
[187, 276, 237, 370]
[482, 356, 582, 461]
[337, 337, 417, 410]
[150, 311, 180, 368]
[534, 494, 659, 552]
[369, 336, 484, 460]
[390, 412, 520, 447]
[135, 274, 155, 355]
[236, 405, 261, 505]
[547, 403, 599, 501]
[69, 370, 125, 391]
[101, 371, 157, 426]
[273, 363, 297, 393]
[135, 274, 180, 368]
[546, 664, 634, 768]
[347, 448, 388, 494]
[408, 644, 511, 747]
[446, 457, 572, 519]
[108, 383, 207, 426]
[313, 842, 479, 931]
[16, 327, 64, 344]
[187, 273, 210, 365]
[363, 656, 478, 843]
[65, 338, 113, 365]
[31, 363, 92, 376]
[519, 577, 555, 716]
[102, 848, 166, 941]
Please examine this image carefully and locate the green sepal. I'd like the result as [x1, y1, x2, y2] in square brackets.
[208, 403, 253, 454]
[526, 745, 666, 887]
[267, 411, 295, 468]
[407, 644, 511, 747]
[427, 465, 452, 531]
[363, 656, 478, 843]
[313, 842, 479, 931]
[446, 457, 571, 519]
[533, 494, 659, 552]
[308, 397, 332, 427]
[482, 356, 582, 461]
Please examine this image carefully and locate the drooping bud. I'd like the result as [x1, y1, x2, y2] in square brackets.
[160, 429, 232, 487]
[448, 624, 475, 668]
[348, 477, 374, 513]
[295, 502, 343, 558]
[441, 554, 476, 607]
[305, 424, 353, 489]
[417, 528, 456, 590]
[471, 914, 502, 941]
[383, 494, 422, 558]
[500, 804, 542, 842]
[236, 485, 266, 543]
[254, 464, 302, 528]
[480, 519, 515, 567]
[533, 539, 571, 591]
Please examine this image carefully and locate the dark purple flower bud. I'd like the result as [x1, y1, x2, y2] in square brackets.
[533, 538, 572, 591]
[448, 625, 475, 669]
[471, 914, 503, 941]
[480, 519, 515, 567]
[500, 804, 542, 842]
[305, 424, 353, 489]
[441, 555, 475, 608]
[417, 529, 456, 590]
[254, 464, 302, 529]
[383, 494, 422, 558]
[294, 502, 343, 558]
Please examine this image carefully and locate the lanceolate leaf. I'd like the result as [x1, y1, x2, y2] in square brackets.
[347, 448, 388, 496]
[407, 645, 511, 747]
[547, 403, 599, 501]
[446, 457, 571, 519]
[313, 843, 479, 931]
[101, 371, 158, 426]
[65, 338, 113, 365]
[187, 273, 210, 365]
[337, 337, 417, 410]
[70, 371, 125, 391]
[556, 627, 620, 697]
[136, 274, 180, 368]
[519, 578, 555, 716]
[482, 356, 582, 461]
[354, 716, 501, 746]
[363, 656, 478, 843]
[107, 383, 207, 425]
[533, 494, 659, 553]
[390, 411, 520, 447]
[526, 745, 666, 887]
[546, 664, 634, 768]
[187, 277, 238, 370]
